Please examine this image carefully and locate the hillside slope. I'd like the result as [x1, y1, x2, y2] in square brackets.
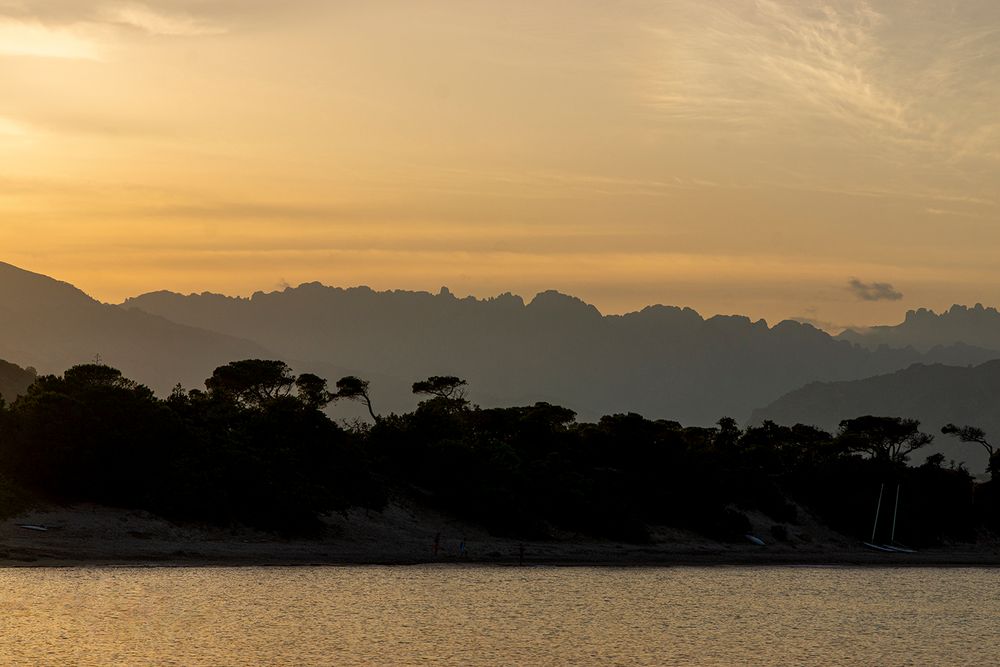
[751, 360, 1000, 472]
[0, 359, 35, 402]
[0, 262, 270, 395]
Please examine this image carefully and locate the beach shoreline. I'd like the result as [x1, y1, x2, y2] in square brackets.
[1, 503, 997, 569]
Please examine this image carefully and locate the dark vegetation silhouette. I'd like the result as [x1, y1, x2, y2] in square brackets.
[0, 358, 995, 545]
[0, 361, 378, 533]
[334, 376, 379, 421]
[412, 376, 468, 401]
[838, 416, 933, 463]
[942, 424, 999, 477]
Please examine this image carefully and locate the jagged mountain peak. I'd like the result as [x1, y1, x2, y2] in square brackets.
[840, 302, 1000, 353]
[526, 290, 602, 318]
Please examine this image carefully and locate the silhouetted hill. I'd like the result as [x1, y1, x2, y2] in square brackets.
[0, 359, 35, 402]
[0, 262, 270, 395]
[751, 361, 1000, 472]
[124, 283, 999, 423]
[839, 304, 1000, 353]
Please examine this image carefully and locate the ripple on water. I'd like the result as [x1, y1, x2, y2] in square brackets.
[0, 565, 996, 666]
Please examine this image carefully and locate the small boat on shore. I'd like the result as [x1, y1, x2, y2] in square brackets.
[17, 524, 48, 532]
[863, 483, 917, 553]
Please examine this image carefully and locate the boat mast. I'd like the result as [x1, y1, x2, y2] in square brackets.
[890, 484, 901, 544]
[871, 483, 884, 543]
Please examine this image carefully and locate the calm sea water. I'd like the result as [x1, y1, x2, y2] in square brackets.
[0, 565, 996, 666]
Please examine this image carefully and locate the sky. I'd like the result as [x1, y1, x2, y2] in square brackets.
[1, 0, 999, 330]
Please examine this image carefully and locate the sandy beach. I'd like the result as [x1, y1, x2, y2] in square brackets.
[0, 502, 997, 568]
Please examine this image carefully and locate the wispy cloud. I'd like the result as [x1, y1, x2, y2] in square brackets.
[99, 3, 226, 36]
[648, 2, 908, 137]
[0, 115, 27, 136]
[848, 278, 903, 302]
[924, 207, 984, 220]
[645, 1, 1000, 165]
[0, 18, 100, 59]
[0, 1, 299, 31]
[0, 1, 232, 42]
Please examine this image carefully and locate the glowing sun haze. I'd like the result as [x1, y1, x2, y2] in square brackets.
[2, 0, 999, 330]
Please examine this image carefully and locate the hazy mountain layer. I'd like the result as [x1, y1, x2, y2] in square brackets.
[0, 359, 35, 402]
[4, 259, 997, 429]
[123, 283, 1000, 423]
[751, 361, 1000, 472]
[0, 262, 270, 395]
[839, 304, 1000, 352]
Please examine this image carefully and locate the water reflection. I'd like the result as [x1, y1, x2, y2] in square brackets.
[0, 566, 994, 666]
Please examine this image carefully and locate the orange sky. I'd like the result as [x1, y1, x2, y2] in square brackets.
[2, 1, 999, 330]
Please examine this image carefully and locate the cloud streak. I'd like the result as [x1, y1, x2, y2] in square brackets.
[99, 3, 226, 36]
[0, 1, 303, 30]
[0, 18, 100, 58]
[645, 1, 1000, 166]
[848, 278, 903, 302]
[0, 1, 244, 41]
[0, 115, 27, 136]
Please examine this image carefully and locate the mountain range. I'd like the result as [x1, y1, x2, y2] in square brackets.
[2, 260, 999, 466]
[123, 282, 1000, 424]
[839, 304, 1000, 352]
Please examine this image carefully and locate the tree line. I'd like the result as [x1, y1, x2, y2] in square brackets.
[0, 359, 997, 543]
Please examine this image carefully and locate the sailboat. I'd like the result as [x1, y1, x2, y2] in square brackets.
[882, 484, 916, 553]
[862, 483, 917, 553]
[863, 483, 895, 552]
